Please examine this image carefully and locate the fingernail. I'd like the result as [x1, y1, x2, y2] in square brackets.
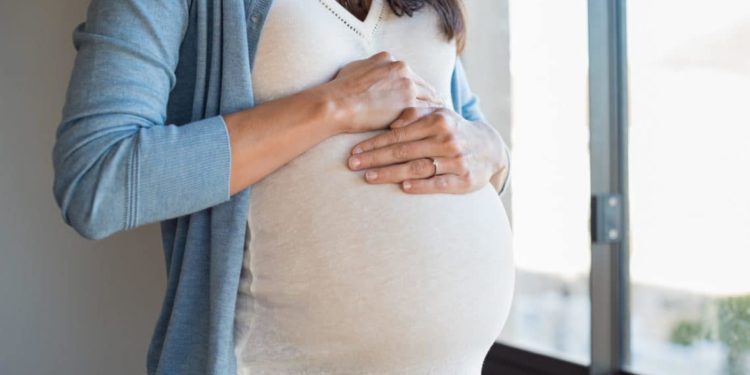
[366, 170, 377, 180]
[349, 157, 360, 168]
[352, 146, 363, 155]
[403, 181, 411, 190]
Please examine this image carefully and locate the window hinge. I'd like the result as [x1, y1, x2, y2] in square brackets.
[591, 193, 624, 244]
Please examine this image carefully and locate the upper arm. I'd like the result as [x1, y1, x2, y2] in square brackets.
[52, 0, 232, 240]
[450, 57, 487, 123]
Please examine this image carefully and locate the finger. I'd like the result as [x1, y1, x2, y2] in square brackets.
[401, 174, 470, 194]
[404, 70, 430, 91]
[351, 107, 436, 156]
[407, 72, 446, 106]
[352, 120, 434, 155]
[389, 107, 436, 129]
[380, 59, 442, 106]
[360, 56, 405, 82]
[412, 79, 444, 106]
[414, 99, 446, 111]
[336, 52, 391, 78]
[370, 50, 395, 62]
[355, 51, 393, 73]
[348, 138, 442, 170]
[394, 156, 466, 180]
[423, 156, 466, 176]
[363, 157, 437, 184]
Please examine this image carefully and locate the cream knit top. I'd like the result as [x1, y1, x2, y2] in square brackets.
[233, 0, 515, 373]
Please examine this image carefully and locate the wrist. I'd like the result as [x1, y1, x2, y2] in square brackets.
[491, 143, 508, 179]
[491, 138, 510, 193]
[475, 120, 506, 176]
[475, 120, 509, 190]
[491, 148, 509, 180]
[308, 82, 352, 136]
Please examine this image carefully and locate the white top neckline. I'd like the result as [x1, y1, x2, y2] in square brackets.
[317, 0, 385, 40]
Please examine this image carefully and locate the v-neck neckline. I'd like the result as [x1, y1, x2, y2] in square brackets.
[318, 0, 385, 40]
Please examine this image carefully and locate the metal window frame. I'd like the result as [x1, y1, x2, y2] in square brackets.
[587, 0, 630, 373]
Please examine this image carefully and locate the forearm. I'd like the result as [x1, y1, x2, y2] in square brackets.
[53, 47, 426, 240]
[224, 86, 342, 195]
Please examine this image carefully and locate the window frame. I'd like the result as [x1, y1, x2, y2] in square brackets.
[587, 0, 630, 373]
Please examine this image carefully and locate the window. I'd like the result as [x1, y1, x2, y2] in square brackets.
[627, 1, 750, 373]
[464, 1, 749, 373]
[496, 0, 591, 365]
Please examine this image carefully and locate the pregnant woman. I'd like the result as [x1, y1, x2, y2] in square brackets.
[52, 0, 513, 374]
[234, 0, 514, 374]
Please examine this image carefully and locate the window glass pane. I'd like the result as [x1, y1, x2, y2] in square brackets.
[497, 0, 591, 364]
[627, 1, 750, 373]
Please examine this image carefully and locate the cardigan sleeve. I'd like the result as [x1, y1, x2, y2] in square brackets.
[450, 57, 512, 198]
[52, 0, 232, 240]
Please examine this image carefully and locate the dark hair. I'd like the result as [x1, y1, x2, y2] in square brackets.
[386, 0, 466, 54]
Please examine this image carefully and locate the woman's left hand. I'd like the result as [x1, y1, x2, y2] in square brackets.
[346, 107, 509, 194]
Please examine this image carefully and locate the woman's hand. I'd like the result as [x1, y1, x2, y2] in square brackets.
[316, 51, 445, 134]
[345, 107, 510, 194]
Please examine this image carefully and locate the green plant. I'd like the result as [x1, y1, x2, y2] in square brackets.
[669, 320, 705, 346]
[667, 294, 750, 374]
[718, 295, 750, 375]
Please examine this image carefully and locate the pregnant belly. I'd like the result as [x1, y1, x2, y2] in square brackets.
[235, 131, 515, 372]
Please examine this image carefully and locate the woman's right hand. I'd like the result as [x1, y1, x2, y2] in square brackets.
[316, 51, 446, 134]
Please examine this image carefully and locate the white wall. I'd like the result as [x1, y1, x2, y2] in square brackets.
[0, 1, 511, 374]
[0, 1, 165, 374]
[463, 0, 513, 215]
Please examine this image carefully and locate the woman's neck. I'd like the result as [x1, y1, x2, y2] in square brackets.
[337, 0, 373, 21]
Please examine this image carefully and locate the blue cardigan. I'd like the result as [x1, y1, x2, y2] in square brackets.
[52, 0, 510, 373]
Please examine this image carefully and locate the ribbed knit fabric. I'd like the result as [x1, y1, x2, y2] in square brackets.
[50, 0, 512, 374]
